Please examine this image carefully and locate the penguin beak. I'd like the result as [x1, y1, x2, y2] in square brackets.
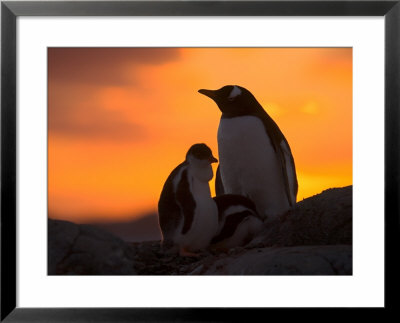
[198, 89, 217, 100]
[209, 156, 218, 163]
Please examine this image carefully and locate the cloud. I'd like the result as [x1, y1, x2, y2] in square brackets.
[48, 47, 181, 86]
[48, 48, 182, 140]
[49, 99, 147, 141]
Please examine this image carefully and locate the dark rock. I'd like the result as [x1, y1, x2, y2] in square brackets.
[48, 186, 352, 275]
[48, 219, 136, 275]
[48, 219, 79, 274]
[249, 186, 352, 248]
[196, 245, 352, 275]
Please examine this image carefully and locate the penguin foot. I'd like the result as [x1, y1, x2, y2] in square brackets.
[179, 247, 200, 258]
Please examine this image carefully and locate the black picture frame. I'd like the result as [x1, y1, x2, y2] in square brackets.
[1, 0, 399, 321]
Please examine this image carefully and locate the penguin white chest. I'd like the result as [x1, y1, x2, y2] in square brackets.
[182, 177, 218, 251]
[218, 116, 277, 177]
[217, 116, 289, 219]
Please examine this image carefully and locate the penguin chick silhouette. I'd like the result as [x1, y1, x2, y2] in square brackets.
[158, 143, 219, 257]
[199, 85, 298, 221]
[211, 194, 264, 250]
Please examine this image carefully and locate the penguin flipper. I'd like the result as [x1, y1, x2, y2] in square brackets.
[256, 111, 298, 207]
[158, 162, 187, 241]
[211, 210, 252, 244]
[215, 165, 225, 196]
[278, 139, 298, 207]
[176, 169, 196, 235]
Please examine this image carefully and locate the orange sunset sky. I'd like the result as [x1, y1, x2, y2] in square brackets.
[48, 47, 352, 223]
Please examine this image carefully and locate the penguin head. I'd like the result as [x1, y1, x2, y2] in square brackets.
[198, 85, 261, 117]
[186, 143, 218, 182]
[186, 143, 218, 164]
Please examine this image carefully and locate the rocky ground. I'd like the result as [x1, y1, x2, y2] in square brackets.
[48, 186, 352, 275]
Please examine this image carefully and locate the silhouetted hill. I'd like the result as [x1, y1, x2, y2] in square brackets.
[87, 212, 162, 242]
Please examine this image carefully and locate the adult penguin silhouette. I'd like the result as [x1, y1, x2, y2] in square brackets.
[199, 85, 298, 220]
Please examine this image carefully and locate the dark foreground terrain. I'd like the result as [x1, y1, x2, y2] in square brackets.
[48, 186, 352, 275]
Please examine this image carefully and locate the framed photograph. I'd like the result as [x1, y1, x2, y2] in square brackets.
[1, 0, 399, 321]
